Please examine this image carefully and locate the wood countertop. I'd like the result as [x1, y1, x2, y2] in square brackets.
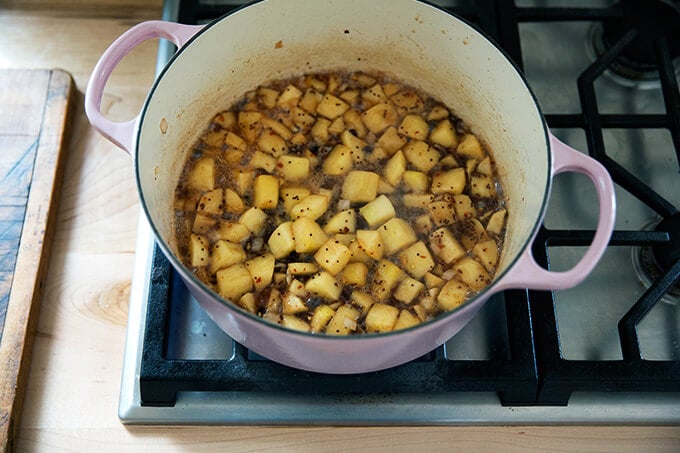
[1, 5, 678, 452]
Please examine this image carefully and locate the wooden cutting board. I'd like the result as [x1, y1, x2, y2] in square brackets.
[0, 69, 73, 452]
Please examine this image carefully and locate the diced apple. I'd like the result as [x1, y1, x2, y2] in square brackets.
[394, 309, 421, 330]
[342, 111, 367, 140]
[390, 90, 423, 112]
[288, 279, 307, 297]
[238, 292, 257, 313]
[238, 111, 263, 143]
[277, 155, 310, 182]
[365, 303, 399, 333]
[453, 194, 476, 220]
[460, 218, 487, 251]
[470, 173, 496, 198]
[290, 194, 329, 221]
[403, 171, 430, 192]
[362, 83, 387, 105]
[429, 119, 458, 148]
[326, 305, 360, 335]
[341, 171, 380, 202]
[359, 194, 396, 227]
[332, 233, 356, 246]
[341, 130, 367, 163]
[457, 133, 486, 160]
[239, 207, 268, 236]
[413, 213, 433, 235]
[214, 111, 236, 129]
[190, 234, 209, 267]
[305, 271, 343, 301]
[216, 221, 251, 243]
[403, 140, 440, 172]
[393, 277, 426, 304]
[253, 175, 280, 210]
[245, 253, 275, 291]
[378, 178, 396, 194]
[281, 315, 311, 332]
[356, 229, 384, 261]
[424, 272, 446, 289]
[232, 169, 255, 197]
[287, 262, 319, 275]
[322, 144, 353, 175]
[431, 168, 466, 195]
[398, 114, 429, 140]
[204, 130, 226, 148]
[403, 193, 435, 208]
[486, 209, 507, 235]
[316, 93, 350, 120]
[428, 200, 456, 227]
[192, 214, 216, 235]
[384, 150, 406, 187]
[378, 218, 417, 255]
[378, 126, 407, 155]
[429, 227, 466, 264]
[314, 239, 353, 275]
[350, 291, 374, 315]
[348, 238, 372, 263]
[477, 156, 493, 176]
[340, 262, 368, 287]
[216, 263, 253, 301]
[257, 86, 280, 109]
[187, 157, 214, 192]
[372, 259, 404, 300]
[300, 88, 322, 113]
[437, 279, 468, 311]
[453, 257, 491, 291]
[324, 209, 356, 234]
[292, 217, 328, 253]
[282, 292, 308, 315]
[311, 118, 331, 141]
[210, 240, 246, 273]
[281, 186, 311, 214]
[473, 239, 499, 272]
[362, 103, 398, 134]
[311, 305, 336, 333]
[328, 116, 345, 135]
[223, 149, 244, 165]
[249, 150, 277, 173]
[277, 84, 303, 107]
[196, 189, 223, 217]
[258, 131, 288, 157]
[397, 241, 435, 278]
[427, 105, 449, 121]
[224, 188, 245, 214]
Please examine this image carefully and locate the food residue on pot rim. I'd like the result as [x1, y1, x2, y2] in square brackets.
[275, 40, 283, 49]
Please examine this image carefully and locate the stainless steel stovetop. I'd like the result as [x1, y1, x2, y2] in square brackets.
[119, 0, 680, 424]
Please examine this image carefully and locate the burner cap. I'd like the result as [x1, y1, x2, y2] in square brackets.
[653, 212, 680, 271]
[593, 0, 680, 84]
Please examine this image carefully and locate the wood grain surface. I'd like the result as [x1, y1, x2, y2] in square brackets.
[0, 69, 73, 452]
[0, 6, 678, 453]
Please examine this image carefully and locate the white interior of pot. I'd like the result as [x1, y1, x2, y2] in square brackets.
[136, 0, 550, 283]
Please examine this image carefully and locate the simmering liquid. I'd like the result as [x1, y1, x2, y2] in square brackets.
[173, 71, 507, 335]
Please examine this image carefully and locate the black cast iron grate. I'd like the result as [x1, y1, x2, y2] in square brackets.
[139, 0, 680, 407]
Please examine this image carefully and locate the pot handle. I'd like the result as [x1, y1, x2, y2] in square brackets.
[85, 21, 204, 153]
[497, 133, 616, 291]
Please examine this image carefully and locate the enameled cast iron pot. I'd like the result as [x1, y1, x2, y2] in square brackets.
[85, 0, 616, 374]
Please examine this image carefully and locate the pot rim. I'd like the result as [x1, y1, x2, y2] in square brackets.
[133, 0, 552, 340]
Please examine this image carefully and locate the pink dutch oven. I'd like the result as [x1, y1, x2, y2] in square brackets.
[85, 0, 616, 374]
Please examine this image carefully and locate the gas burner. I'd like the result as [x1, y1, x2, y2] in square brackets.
[632, 215, 680, 304]
[589, 0, 680, 89]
